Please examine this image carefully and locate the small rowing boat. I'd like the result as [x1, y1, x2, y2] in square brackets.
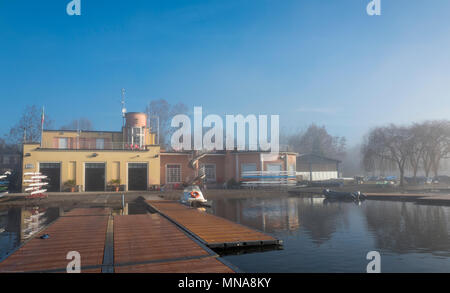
[322, 189, 366, 202]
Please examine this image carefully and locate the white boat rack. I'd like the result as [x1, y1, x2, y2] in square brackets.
[24, 172, 48, 198]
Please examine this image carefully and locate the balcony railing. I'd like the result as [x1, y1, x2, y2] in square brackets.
[38, 141, 294, 152]
[40, 141, 151, 151]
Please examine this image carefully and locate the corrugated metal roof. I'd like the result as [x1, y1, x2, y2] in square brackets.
[297, 153, 341, 164]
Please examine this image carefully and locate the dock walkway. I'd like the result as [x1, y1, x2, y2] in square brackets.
[0, 208, 236, 273]
[113, 214, 234, 273]
[0, 208, 109, 273]
[148, 201, 281, 248]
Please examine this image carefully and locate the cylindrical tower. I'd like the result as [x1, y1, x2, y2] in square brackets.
[125, 112, 147, 128]
[124, 112, 148, 149]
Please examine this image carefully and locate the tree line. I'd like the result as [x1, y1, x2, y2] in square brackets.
[361, 120, 450, 186]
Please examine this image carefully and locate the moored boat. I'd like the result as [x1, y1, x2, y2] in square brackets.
[322, 189, 366, 202]
[181, 185, 208, 207]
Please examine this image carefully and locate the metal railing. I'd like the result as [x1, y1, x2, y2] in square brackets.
[241, 170, 297, 187]
[40, 141, 151, 151]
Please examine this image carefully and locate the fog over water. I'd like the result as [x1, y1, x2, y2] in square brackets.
[210, 197, 450, 272]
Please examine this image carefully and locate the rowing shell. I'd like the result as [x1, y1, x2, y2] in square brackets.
[27, 182, 49, 187]
[30, 189, 47, 195]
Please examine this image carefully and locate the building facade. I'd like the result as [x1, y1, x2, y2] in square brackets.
[22, 112, 160, 192]
[21, 111, 301, 192]
[160, 151, 298, 188]
[296, 153, 341, 181]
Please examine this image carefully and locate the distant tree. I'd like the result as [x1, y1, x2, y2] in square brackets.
[362, 120, 450, 183]
[407, 123, 428, 180]
[362, 125, 415, 186]
[287, 124, 346, 160]
[61, 118, 94, 131]
[361, 133, 396, 176]
[6, 105, 53, 145]
[145, 99, 188, 148]
[0, 138, 19, 152]
[420, 120, 450, 177]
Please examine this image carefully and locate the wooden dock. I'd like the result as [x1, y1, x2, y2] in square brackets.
[0, 208, 237, 273]
[113, 214, 234, 273]
[289, 189, 450, 205]
[416, 194, 450, 206]
[148, 201, 281, 248]
[364, 193, 431, 200]
[0, 208, 109, 273]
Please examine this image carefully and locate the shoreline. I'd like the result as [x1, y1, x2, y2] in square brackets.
[1, 187, 450, 207]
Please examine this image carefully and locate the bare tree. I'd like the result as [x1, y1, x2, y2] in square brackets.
[61, 118, 94, 131]
[407, 123, 428, 181]
[287, 124, 346, 160]
[361, 134, 396, 176]
[145, 99, 188, 148]
[362, 125, 413, 186]
[6, 105, 53, 145]
[421, 120, 450, 177]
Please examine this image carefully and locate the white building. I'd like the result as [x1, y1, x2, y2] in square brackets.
[296, 154, 341, 181]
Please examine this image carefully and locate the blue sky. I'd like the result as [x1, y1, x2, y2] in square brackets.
[1, 0, 450, 145]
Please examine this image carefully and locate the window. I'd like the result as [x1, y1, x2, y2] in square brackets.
[58, 138, 68, 149]
[96, 138, 105, 149]
[266, 164, 282, 172]
[130, 127, 144, 148]
[166, 164, 181, 183]
[241, 163, 257, 173]
[201, 164, 216, 182]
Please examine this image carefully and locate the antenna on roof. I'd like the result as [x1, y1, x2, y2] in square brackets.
[121, 88, 127, 127]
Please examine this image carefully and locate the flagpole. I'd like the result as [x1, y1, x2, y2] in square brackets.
[40, 106, 44, 148]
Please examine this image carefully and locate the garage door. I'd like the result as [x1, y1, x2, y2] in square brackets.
[85, 163, 105, 191]
[128, 163, 147, 191]
[39, 163, 61, 192]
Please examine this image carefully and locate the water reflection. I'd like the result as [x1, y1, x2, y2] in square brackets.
[364, 201, 450, 254]
[297, 199, 350, 245]
[0, 207, 61, 260]
[211, 197, 353, 245]
[211, 196, 450, 272]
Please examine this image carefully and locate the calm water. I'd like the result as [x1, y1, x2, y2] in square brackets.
[209, 197, 450, 273]
[1, 198, 450, 272]
[0, 207, 61, 260]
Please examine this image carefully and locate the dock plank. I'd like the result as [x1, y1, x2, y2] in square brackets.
[115, 257, 234, 273]
[148, 201, 280, 248]
[0, 208, 237, 273]
[113, 214, 234, 273]
[0, 208, 109, 273]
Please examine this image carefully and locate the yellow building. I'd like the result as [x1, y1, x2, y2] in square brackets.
[22, 112, 160, 192]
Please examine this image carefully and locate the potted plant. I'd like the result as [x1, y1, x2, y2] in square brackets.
[63, 180, 76, 192]
[109, 179, 121, 192]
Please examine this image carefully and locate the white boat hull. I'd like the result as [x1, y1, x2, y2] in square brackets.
[181, 185, 207, 204]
